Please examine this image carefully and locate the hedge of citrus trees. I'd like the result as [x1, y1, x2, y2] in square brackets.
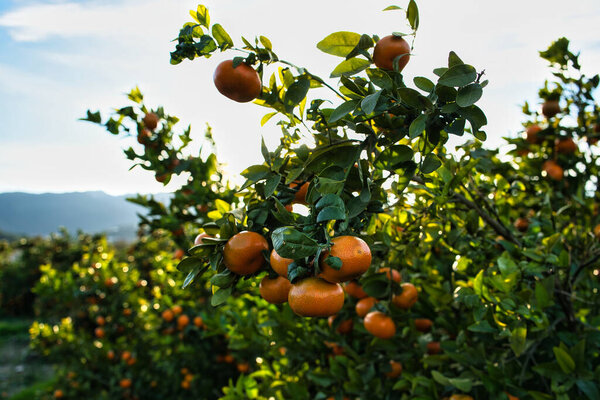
[9, 1, 600, 399]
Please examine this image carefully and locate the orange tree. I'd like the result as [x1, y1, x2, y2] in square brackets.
[163, 3, 600, 399]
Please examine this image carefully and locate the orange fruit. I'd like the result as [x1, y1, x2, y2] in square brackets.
[593, 224, 600, 239]
[54, 390, 64, 398]
[379, 267, 401, 283]
[127, 357, 137, 366]
[385, 360, 403, 378]
[319, 236, 372, 283]
[542, 160, 563, 181]
[237, 362, 250, 373]
[542, 100, 560, 118]
[364, 311, 396, 339]
[162, 309, 174, 322]
[193, 316, 203, 328]
[107, 350, 115, 360]
[213, 60, 261, 103]
[143, 113, 159, 130]
[155, 173, 168, 183]
[193, 232, 211, 246]
[290, 182, 309, 204]
[414, 318, 433, 333]
[344, 280, 367, 299]
[392, 283, 418, 309]
[173, 248, 185, 260]
[105, 277, 116, 287]
[96, 316, 105, 326]
[426, 341, 442, 355]
[373, 35, 411, 71]
[555, 137, 577, 154]
[177, 315, 190, 330]
[505, 393, 519, 400]
[270, 249, 293, 278]
[355, 296, 377, 317]
[172, 305, 183, 316]
[184, 373, 193, 382]
[288, 277, 345, 317]
[122, 308, 132, 317]
[285, 204, 293, 212]
[137, 129, 152, 145]
[514, 217, 529, 232]
[224, 354, 234, 364]
[328, 315, 353, 334]
[121, 351, 132, 361]
[94, 327, 105, 338]
[119, 378, 132, 389]
[223, 231, 268, 275]
[181, 380, 190, 390]
[525, 124, 542, 144]
[259, 275, 292, 304]
[449, 395, 473, 400]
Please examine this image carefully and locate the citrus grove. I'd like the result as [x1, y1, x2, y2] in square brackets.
[0, 1, 598, 399]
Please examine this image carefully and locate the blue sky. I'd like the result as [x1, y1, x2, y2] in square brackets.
[0, 0, 599, 195]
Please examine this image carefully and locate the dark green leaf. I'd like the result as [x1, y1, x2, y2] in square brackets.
[330, 57, 371, 78]
[284, 77, 310, 113]
[271, 227, 319, 259]
[328, 100, 359, 123]
[421, 154, 441, 174]
[361, 91, 382, 115]
[413, 76, 434, 92]
[456, 83, 483, 107]
[438, 64, 477, 87]
[553, 346, 575, 373]
[374, 145, 413, 170]
[211, 287, 232, 306]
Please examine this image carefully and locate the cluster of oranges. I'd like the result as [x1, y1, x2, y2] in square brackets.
[161, 305, 204, 334]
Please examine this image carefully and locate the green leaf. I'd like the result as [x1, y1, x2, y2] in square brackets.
[328, 100, 359, 123]
[317, 207, 346, 223]
[431, 371, 450, 386]
[211, 24, 233, 50]
[413, 76, 435, 93]
[448, 51, 464, 67]
[467, 320, 496, 333]
[260, 112, 277, 126]
[264, 174, 281, 198]
[576, 380, 600, 400]
[448, 378, 473, 392]
[241, 165, 270, 181]
[456, 83, 483, 107]
[211, 287, 232, 306]
[510, 325, 527, 356]
[374, 145, 413, 170]
[315, 193, 345, 210]
[360, 91, 382, 115]
[458, 105, 487, 132]
[183, 265, 206, 289]
[317, 31, 362, 57]
[324, 256, 342, 270]
[194, 5, 210, 28]
[409, 114, 427, 139]
[177, 256, 203, 273]
[438, 64, 477, 87]
[398, 88, 432, 109]
[421, 154, 441, 174]
[259, 35, 272, 50]
[535, 281, 551, 309]
[497, 252, 518, 276]
[553, 346, 575, 373]
[330, 58, 371, 78]
[284, 77, 310, 113]
[406, 0, 419, 31]
[81, 110, 102, 123]
[366, 68, 394, 89]
[271, 227, 319, 259]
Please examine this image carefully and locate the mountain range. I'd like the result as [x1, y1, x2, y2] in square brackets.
[0, 191, 171, 241]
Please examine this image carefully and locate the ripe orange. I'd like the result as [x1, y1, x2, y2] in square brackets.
[290, 182, 309, 205]
[363, 311, 396, 339]
[223, 231, 268, 275]
[426, 341, 442, 355]
[328, 315, 353, 334]
[162, 309, 174, 322]
[193, 232, 211, 246]
[119, 378, 132, 389]
[177, 315, 190, 330]
[344, 280, 367, 299]
[237, 362, 250, 373]
[355, 296, 377, 317]
[94, 327, 105, 338]
[525, 124, 542, 144]
[385, 360, 403, 378]
[593, 224, 600, 239]
[184, 373, 193, 382]
[449, 395, 473, 400]
[54, 389, 64, 398]
[392, 283, 418, 309]
[373, 35, 411, 72]
[505, 393, 519, 400]
[193, 316, 203, 328]
[514, 217, 529, 232]
[96, 316, 105, 326]
[285, 204, 293, 212]
[143, 112, 159, 130]
[127, 357, 137, 366]
[288, 277, 345, 317]
[172, 305, 183, 316]
[155, 173, 168, 183]
[105, 277, 116, 287]
[379, 267, 401, 283]
[107, 350, 115, 360]
[224, 354, 234, 364]
[181, 380, 190, 390]
[270, 249, 293, 278]
[259, 275, 292, 304]
[414, 318, 433, 333]
[542, 160, 563, 181]
[542, 100, 560, 118]
[213, 60, 261, 103]
[121, 351, 132, 361]
[173, 248, 185, 260]
[319, 236, 372, 283]
[137, 129, 152, 145]
[122, 308, 132, 317]
[555, 137, 577, 154]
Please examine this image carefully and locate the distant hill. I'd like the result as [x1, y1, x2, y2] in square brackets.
[0, 191, 171, 241]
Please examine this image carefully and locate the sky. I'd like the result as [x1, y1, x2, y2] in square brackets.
[0, 0, 599, 195]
